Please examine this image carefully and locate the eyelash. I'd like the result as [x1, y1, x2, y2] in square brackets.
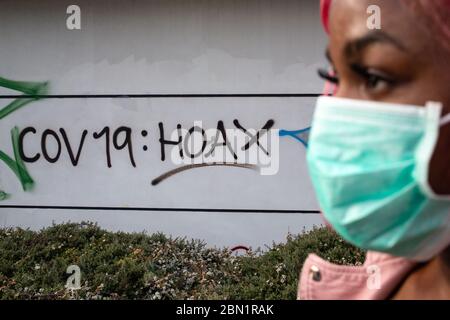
[317, 65, 395, 89]
[350, 64, 394, 89]
[317, 68, 339, 84]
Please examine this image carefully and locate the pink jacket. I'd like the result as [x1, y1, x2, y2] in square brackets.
[298, 251, 418, 300]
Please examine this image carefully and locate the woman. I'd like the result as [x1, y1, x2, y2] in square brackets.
[299, 0, 450, 299]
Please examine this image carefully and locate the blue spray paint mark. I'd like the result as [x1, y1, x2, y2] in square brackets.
[279, 127, 310, 148]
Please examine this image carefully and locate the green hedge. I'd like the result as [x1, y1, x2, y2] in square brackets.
[0, 222, 365, 300]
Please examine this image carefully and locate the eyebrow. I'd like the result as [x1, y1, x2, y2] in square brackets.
[344, 30, 407, 58]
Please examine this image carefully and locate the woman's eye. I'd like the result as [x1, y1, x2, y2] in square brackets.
[366, 74, 386, 89]
[351, 64, 394, 92]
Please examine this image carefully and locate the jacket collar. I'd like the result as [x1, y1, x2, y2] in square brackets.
[298, 251, 418, 300]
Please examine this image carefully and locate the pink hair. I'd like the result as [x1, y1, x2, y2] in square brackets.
[320, 0, 332, 34]
[319, 0, 335, 95]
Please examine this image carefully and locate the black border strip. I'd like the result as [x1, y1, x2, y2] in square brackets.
[0, 205, 320, 214]
[0, 93, 321, 99]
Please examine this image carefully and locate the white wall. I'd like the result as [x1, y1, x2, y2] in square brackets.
[0, 0, 327, 249]
[0, 0, 327, 94]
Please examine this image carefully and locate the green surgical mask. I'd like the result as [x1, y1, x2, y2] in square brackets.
[307, 96, 450, 262]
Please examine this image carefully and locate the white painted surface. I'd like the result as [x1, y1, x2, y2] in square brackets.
[0, 0, 327, 94]
[0, 0, 327, 248]
[1, 97, 317, 209]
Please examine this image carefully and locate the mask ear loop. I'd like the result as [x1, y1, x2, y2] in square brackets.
[418, 102, 450, 200]
[440, 112, 450, 126]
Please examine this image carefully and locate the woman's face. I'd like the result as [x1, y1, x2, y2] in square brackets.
[326, 0, 450, 194]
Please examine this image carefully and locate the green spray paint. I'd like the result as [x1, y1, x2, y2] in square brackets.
[0, 191, 8, 201]
[0, 77, 49, 119]
[0, 76, 49, 198]
[0, 127, 35, 192]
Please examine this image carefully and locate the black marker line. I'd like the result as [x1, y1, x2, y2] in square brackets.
[0, 93, 322, 99]
[151, 162, 258, 186]
[0, 205, 320, 214]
